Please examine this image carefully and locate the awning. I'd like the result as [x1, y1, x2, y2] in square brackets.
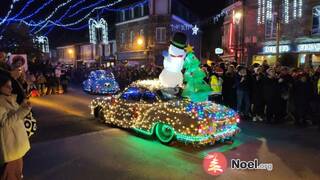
[117, 51, 147, 60]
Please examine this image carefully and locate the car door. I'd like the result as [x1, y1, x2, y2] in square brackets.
[113, 87, 142, 128]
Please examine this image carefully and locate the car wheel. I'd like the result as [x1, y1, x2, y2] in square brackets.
[94, 106, 102, 119]
[155, 123, 175, 144]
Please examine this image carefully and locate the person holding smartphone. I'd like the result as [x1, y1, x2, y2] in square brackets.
[0, 75, 31, 180]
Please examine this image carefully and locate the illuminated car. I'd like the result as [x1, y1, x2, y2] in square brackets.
[83, 70, 120, 95]
[90, 80, 240, 145]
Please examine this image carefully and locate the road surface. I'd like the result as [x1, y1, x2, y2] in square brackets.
[24, 86, 320, 180]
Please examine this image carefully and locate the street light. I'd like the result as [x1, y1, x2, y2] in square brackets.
[137, 37, 144, 46]
[68, 48, 74, 55]
[234, 12, 242, 24]
[234, 11, 242, 63]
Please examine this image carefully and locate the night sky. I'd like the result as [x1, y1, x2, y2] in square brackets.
[0, 0, 228, 47]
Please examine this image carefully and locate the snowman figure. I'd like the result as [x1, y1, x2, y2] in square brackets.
[159, 32, 187, 88]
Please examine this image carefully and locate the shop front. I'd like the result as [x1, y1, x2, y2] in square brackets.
[296, 43, 320, 67]
[253, 44, 291, 65]
[253, 40, 320, 67]
[117, 51, 148, 66]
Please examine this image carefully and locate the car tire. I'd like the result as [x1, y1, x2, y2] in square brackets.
[155, 123, 175, 144]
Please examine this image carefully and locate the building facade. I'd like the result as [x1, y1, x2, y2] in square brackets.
[56, 41, 117, 67]
[115, 0, 201, 66]
[222, 0, 320, 66]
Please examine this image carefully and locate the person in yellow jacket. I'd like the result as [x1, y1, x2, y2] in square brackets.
[0, 75, 31, 180]
[209, 67, 223, 103]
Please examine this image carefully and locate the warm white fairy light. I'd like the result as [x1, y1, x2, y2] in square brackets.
[283, 0, 289, 23]
[298, 0, 302, 18]
[266, 0, 273, 21]
[257, 0, 262, 24]
[293, 0, 297, 19]
[89, 18, 108, 44]
[262, 0, 266, 24]
[89, 79, 240, 145]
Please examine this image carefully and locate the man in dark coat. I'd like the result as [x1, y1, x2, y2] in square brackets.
[292, 72, 313, 127]
[277, 67, 293, 122]
[263, 68, 281, 123]
[252, 67, 265, 122]
[235, 66, 251, 119]
[222, 65, 237, 109]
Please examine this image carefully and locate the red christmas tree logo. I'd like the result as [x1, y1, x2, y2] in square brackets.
[203, 152, 227, 176]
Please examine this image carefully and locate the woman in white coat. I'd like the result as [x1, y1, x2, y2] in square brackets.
[0, 75, 31, 180]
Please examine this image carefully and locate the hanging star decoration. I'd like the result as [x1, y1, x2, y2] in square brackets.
[185, 44, 194, 53]
[192, 25, 199, 35]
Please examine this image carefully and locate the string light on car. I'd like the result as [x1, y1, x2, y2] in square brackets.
[89, 80, 240, 145]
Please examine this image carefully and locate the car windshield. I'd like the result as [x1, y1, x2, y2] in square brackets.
[120, 87, 141, 101]
[156, 88, 181, 101]
[141, 90, 157, 102]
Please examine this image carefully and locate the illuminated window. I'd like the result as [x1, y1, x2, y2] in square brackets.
[121, 11, 125, 21]
[141, 4, 144, 16]
[156, 27, 166, 43]
[265, 13, 276, 39]
[121, 32, 125, 44]
[130, 31, 134, 44]
[131, 8, 134, 19]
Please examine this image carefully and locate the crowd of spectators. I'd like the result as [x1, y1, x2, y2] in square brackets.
[72, 63, 161, 90]
[0, 58, 71, 97]
[205, 60, 320, 129]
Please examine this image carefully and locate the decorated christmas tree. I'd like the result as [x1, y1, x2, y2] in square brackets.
[182, 52, 212, 102]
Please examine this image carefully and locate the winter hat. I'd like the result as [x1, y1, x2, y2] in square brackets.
[214, 67, 224, 75]
[170, 32, 187, 49]
[11, 55, 25, 70]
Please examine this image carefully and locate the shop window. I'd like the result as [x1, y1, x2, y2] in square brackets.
[156, 27, 166, 43]
[265, 14, 276, 39]
[125, 10, 130, 20]
[312, 6, 320, 35]
[130, 31, 134, 44]
[131, 8, 134, 19]
[120, 11, 125, 21]
[121, 32, 125, 44]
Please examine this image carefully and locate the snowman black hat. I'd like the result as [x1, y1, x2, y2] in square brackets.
[170, 32, 187, 49]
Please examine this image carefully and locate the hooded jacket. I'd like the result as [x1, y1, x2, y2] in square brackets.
[0, 94, 31, 164]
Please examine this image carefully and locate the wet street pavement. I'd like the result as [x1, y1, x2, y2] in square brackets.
[25, 86, 320, 180]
